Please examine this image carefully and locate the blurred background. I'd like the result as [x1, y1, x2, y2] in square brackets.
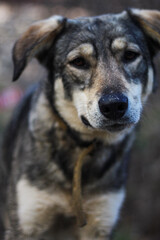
[0, 0, 160, 239]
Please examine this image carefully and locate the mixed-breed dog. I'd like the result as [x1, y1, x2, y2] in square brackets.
[0, 7, 160, 240]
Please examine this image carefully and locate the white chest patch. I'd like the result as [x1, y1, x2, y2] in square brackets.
[16, 177, 72, 235]
[81, 190, 125, 239]
[17, 177, 125, 238]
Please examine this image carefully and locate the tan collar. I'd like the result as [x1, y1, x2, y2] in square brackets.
[72, 144, 94, 227]
[53, 111, 94, 227]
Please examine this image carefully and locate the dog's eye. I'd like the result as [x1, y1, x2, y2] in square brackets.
[69, 57, 89, 69]
[123, 50, 140, 62]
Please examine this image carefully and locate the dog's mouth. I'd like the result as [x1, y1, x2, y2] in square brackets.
[105, 123, 130, 132]
[81, 115, 132, 132]
[81, 116, 93, 127]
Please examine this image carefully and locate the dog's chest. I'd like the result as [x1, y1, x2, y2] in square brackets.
[16, 177, 125, 238]
[27, 128, 116, 189]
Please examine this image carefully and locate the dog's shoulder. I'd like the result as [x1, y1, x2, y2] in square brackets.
[1, 83, 39, 173]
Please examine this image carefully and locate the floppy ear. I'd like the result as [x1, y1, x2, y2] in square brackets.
[12, 15, 66, 81]
[128, 9, 160, 52]
[128, 9, 160, 92]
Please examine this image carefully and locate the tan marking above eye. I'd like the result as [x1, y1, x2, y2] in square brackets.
[67, 43, 95, 62]
[112, 38, 127, 51]
[112, 38, 141, 54]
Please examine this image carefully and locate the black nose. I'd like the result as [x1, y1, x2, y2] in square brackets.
[98, 93, 128, 120]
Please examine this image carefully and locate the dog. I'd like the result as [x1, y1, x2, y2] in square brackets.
[1, 8, 160, 240]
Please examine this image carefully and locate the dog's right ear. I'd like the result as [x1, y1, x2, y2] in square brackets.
[127, 9, 160, 54]
[12, 15, 66, 81]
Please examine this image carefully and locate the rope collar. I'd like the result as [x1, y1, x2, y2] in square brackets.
[72, 144, 94, 227]
[52, 110, 94, 227]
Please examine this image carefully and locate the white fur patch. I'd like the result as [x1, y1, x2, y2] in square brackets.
[17, 177, 125, 238]
[17, 177, 71, 235]
[142, 67, 154, 103]
[81, 190, 125, 239]
[125, 80, 142, 124]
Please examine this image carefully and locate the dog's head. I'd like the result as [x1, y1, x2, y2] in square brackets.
[13, 9, 160, 143]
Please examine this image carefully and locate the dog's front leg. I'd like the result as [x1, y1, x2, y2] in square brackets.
[8, 177, 72, 240]
[80, 190, 125, 240]
[79, 220, 112, 240]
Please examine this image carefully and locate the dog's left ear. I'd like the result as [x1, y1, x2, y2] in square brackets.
[12, 15, 66, 81]
[128, 9, 160, 53]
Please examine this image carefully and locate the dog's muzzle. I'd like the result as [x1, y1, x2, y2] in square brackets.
[81, 93, 130, 132]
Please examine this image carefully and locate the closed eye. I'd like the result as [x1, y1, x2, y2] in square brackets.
[69, 57, 90, 69]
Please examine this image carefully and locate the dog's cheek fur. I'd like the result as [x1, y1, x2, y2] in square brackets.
[54, 76, 98, 136]
[123, 66, 154, 123]
[72, 88, 103, 130]
[54, 77, 87, 133]
[124, 80, 143, 123]
[141, 66, 154, 103]
[124, 66, 154, 121]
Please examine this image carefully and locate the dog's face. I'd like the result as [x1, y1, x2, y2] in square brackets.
[13, 9, 160, 142]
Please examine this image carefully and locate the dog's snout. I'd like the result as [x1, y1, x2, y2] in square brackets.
[98, 93, 128, 120]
